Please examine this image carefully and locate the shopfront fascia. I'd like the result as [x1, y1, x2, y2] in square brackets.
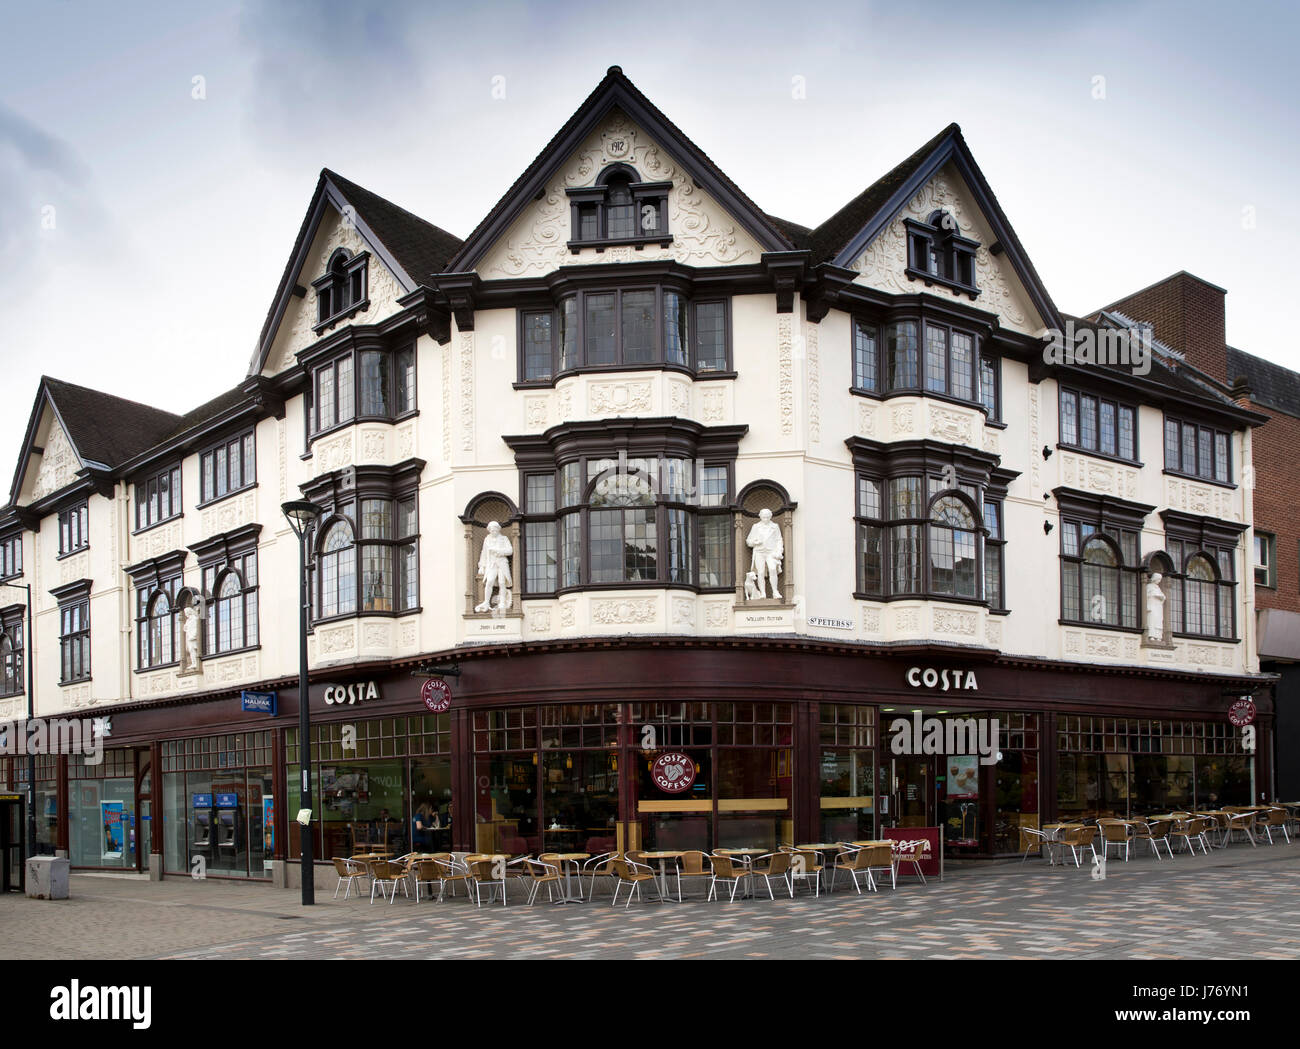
[23, 640, 1272, 879]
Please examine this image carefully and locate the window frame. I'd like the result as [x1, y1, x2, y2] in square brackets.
[1058, 386, 1140, 465]
[307, 341, 417, 440]
[0, 533, 20, 582]
[1165, 539, 1237, 641]
[53, 582, 92, 685]
[301, 464, 422, 624]
[0, 609, 22, 698]
[134, 578, 182, 671]
[57, 503, 89, 557]
[1254, 531, 1276, 589]
[565, 165, 673, 252]
[1054, 489, 1149, 631]
[516, 286, 732, 384]
[1163, 415, 1233, 485]
[132, 465, 183, 534]
[903, 210, 980, 298]
[198, 430, 257, 507]
[850, 316, 994, 414]
[312, 248, 370, 331]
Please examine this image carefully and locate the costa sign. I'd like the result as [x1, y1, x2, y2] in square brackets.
[422, 678, 452, 713]
[322, 681, 380, 706]
[1228, 698, 1256, 728]
[906, 666, 979, 692]
[651, 752, 697, 794]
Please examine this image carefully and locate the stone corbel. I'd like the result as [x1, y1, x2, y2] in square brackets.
[433, 272, 482, 334]
[761, 252, 810, 315]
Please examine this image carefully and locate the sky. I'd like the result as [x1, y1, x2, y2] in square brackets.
[1, 0, 1297, 474]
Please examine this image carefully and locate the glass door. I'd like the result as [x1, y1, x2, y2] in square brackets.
[886, 755, 935, 829]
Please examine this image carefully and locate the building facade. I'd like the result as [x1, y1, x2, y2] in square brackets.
[1097, 271, 1299, 799]
[0, 68, 1275, 885]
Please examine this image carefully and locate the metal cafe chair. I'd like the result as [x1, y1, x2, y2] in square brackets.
[524, 858, 562, 905]
[829, 845, 878, 894]
[706, 853, 753, 902]
[582, 851, 620, 899]
[1261, 806, 1291, 845]
[1097, 820, 1133, 861]
[782, 847, 824, 897]
[750, 851, 794, 900]
[1019, 827, 1057, 865]
[610, 856, 662, 907]
[674, 850, 714, 901]
[368, 858, 411, 904]
[331, 856, 368, 900]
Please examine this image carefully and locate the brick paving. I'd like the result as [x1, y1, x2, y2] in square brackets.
[3, 844, 1298, 960]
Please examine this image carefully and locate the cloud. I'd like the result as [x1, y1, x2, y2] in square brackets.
[0, 102, 109, 296]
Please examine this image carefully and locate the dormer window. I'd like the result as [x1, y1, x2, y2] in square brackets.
[312, 248, 369, 329]
[567, 164, 672, 252]
[904, 209, 979, 298]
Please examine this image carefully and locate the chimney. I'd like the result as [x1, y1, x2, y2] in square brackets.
[1101, 271, 1228, 383]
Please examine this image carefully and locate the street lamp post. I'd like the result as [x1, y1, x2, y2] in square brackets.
[281, 500, 323, 906]
[1, 581, 35, 861]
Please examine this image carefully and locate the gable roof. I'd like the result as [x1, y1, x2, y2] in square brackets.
[247, 170, 463, 377]
[8, 377, 183, 504]
[1227, 345, 1300, 419]
[446, 66, 796, 273]
[813, 123, 1061, 332]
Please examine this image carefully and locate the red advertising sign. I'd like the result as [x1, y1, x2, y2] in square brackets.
[651, 752, 697, 794]
[882, 826, 942, 878]
[422, 678, 452, 714]
[1228, 698, 1256, 728]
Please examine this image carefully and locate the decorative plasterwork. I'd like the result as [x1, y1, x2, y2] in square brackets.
[932, 608, 978, 636]
[479, 112, 762, 279]
[200, 493, 257, 537]
[1029, 386, 1040, 490]
[857, 402, 877, 438]
[778, 316, 794, 436]
[30, 418, 79, 501]
[851, 164, 1038, 335]
[525, 396, 550, 432]
[928, 405, 974, 444]
[805, 325, 820, 444]
[591, 597, 657, 625]
[1060, 452, 1139, 501]
[1163, 477, 1240, 522]
[589, 381, 653, 416]
[459, 332, 475, 453]
[441, 342, 452, 464]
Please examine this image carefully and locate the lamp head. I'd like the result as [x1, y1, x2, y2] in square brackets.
[281, 500, 323, 539]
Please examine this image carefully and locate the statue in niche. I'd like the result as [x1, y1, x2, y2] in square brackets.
[746, 508, 784, 600]
[181, 603, 202, 672]
[475, 521, 514, 614]
[1146, 573, 1166, 641]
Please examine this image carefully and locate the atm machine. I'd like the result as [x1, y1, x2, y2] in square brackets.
[215, 793, 240, 868]
[192, 792, 214, 870]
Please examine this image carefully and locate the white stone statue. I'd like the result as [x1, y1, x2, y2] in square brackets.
[1146, 573, 1166, 641]
[182, 604, 201, 671]
[746, 508, 784, 600]
[475, 521, 514, 613]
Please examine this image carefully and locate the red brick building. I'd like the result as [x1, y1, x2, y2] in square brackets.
[1096, 271, 1300, 798]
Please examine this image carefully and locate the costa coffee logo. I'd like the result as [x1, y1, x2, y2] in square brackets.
[651, 752, 697, 794]
[1228, 698, 1256, 728]
[422, 678, 452, 714]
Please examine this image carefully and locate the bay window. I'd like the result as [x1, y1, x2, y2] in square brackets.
[309, 342, 415, 436]
[852, 317, 992, 410]
[520, 286, 729, 381]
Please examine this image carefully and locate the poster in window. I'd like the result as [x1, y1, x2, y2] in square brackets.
[263, 794, 275, 869]
[945, 755, 979, 799]
[100, 800, 125, 858]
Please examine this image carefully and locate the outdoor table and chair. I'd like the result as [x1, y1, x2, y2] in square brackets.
[640, 850, 685, 903]
[539, 852, 590, 904]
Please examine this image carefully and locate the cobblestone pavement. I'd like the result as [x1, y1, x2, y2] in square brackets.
[3, 844, 1298, 960]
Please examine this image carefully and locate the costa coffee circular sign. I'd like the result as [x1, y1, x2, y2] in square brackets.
[1228, 698, 1256, 728]
[421, 678, 452, 714]
[651, 752, 697, 794]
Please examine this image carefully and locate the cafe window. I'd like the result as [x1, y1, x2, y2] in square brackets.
[818, 704, 876, 842]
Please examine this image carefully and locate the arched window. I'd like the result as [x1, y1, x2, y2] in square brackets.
[517, 452, 734, 594]
[149, 591, 174, 666]
[567, 163, 669, 247]
[905, 208, 977, 290]
[208, 570, 258, 654]
[318, 520, 357, 619]
[1164, 538, 1235, 640]
[929, 494, 978, 598]
[605, 175, 635, 239]
[313, 247, 368, 327]
[1059, 512, 1143, 629]
[0, 630, 21, 697]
